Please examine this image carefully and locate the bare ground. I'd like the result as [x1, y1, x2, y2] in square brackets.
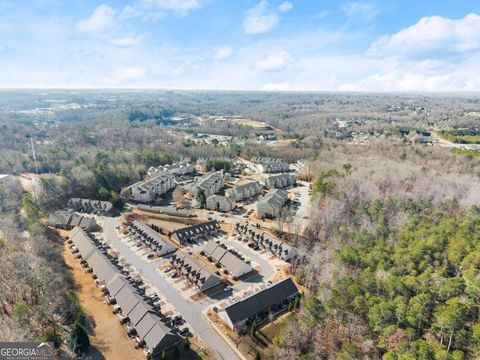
[63, 242, 145, 360]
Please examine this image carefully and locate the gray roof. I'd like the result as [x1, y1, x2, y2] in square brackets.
[203, 240, 218, 255]
[115, 283, 145, 315]
[106, 274, 128, 297]
[203, 241, 252, 277]
[235, 222, 298, 260]
[88, 251, 118, 283]
[193, 171, 223, 193]
[143, 322, 181, 354]
[220, 252, 251, 277]
[223, 278, 299, 325]
[171, 220, 220, 243]
[257, 189, 288, 211]
[128, 300, 154, 327]
[251, 157, 286, 164]
[68, 228, 181, 354]
[69, 227, 96, 260]
[132, 221, 177, 255]
[68, 198, 113, 214]
[135, 312, 159, 339]
[49, 212, 96, 231]
[171, 252, 221, 291]
[226, 181, 260, 196]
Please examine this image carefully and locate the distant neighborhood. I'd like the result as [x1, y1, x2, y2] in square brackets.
[47, 153, 309, 360]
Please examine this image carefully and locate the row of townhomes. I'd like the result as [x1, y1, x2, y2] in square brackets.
[191, 171, 225, 197]
[235, 222, 298, 261]
[130, 221, 177, 257]
[127, 173, 176, 203]
[256, 189, 289, 219]
[171, 220, 221, 244]
[205, 195, 234, 212]
[147, 161, 194, 178]
[68, 198, 113, 215]
[251, 157, 289, 173]
[69, 227, 182, 358]
[217, 278, 299, 330]
[203, 241, 252, 279]
[48, 211, 97, 231]
[225, 181, 262, 202]
[170, 252, 222, 292]
[264, 173, 296, 189]
[126, 161, 195, 203]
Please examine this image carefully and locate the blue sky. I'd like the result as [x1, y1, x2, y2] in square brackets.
[1, 0, 480, 91]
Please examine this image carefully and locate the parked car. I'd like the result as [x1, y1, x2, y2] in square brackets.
[179, 327, 190, 336]
[224, 286, 232, 292]
[164, 267, 172, 273]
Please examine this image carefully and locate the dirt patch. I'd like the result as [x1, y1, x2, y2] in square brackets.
[181, 284, 193, 291]
[63, 243, 144, 360]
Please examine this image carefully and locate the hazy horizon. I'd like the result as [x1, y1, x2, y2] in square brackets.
[1, 1, 480, 92]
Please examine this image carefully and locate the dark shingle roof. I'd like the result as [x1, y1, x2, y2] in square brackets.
[223, 278, 299, 326]
[171, 220, 220, 243]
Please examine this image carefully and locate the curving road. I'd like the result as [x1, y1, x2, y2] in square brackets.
[102, 217, 243, 360]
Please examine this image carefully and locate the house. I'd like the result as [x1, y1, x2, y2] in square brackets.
[206, 195, 234, 212]
[218, 278, 299, 330]
[251, 157, 289, 173]
[256, 189, 289, 219]
[48, 211, 97, 231]
[191, 171, 224, 197]
[147, 161, 194, 178]
[234, 222, 298, 261]
[203, 241, 252, 278]
[130, 221, 177, 256]
[69, 228, 182, 357]
[225, 181, 262, 202]
[264, 173, 296, 189]
[110, 279, 182, 357]
[170, 252, 222, 292]
[68, 198, 113, 215]
[171, 220, 220, 244]
[127, 173, 176, 203]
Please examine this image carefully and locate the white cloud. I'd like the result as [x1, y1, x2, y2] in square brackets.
[110, 35, 143, 47]
[213, 46, 233, 61]
[256, 50, 294, 70]
[121, 0, 206, 19]
[76, 4, 116, 33]
[368, 13, 480, 58]
[311, 10, 329, 20]
[278, 1, 293, 13]
[146, 0, 204, 13]
[342, 2, 379, 22]
[243, 1, 280, 35]
[261, 81, 291, 91]
[111, 66, 147, 83]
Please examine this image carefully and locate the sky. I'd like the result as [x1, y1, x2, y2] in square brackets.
[1, 0, 480, 91]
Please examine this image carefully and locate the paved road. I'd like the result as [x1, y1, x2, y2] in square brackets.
[102, 217, 242, 360]
[290, 180, 311, 234]
[222, 236, 276, 288]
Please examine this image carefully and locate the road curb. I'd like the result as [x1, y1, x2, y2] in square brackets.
[201, 307, 247, 360]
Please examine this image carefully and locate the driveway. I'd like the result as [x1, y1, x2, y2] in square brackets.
[102, 217, 242, 360]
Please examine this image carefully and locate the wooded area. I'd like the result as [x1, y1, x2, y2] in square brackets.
[2, 90, 480, 358]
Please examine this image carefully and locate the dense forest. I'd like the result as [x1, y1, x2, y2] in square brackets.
[269, 142, 480, 359]
[2, 90, 480, 358]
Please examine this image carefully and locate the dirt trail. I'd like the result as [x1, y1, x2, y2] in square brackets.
[63, 243, 144, 360]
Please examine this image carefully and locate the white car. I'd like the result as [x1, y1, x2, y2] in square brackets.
[224, 286, 232, 292]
